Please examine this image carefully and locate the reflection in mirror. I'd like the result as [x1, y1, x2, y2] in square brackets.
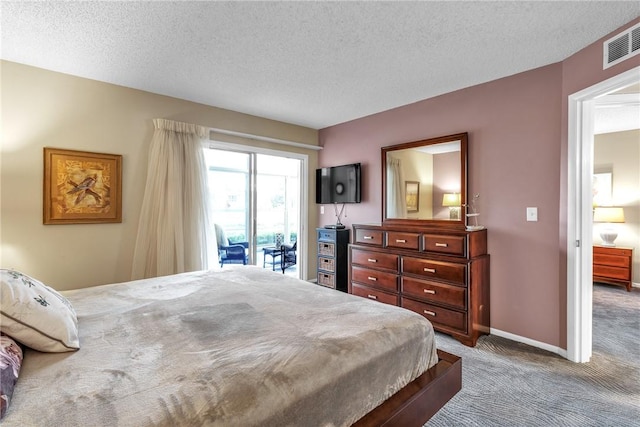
[382, 133, 467, 226]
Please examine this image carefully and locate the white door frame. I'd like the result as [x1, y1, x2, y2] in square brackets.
[566, 66, 640, 363]
[206, 140, 309, 280]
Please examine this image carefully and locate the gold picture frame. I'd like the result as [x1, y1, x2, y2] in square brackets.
[43, 148, 122, 224]
[405, 181, 420, 213]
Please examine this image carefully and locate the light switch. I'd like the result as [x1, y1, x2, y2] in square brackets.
[526, 207, 538, 222]
[320, 206, 325, 215]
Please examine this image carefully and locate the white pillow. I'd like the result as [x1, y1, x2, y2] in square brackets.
[0, 269, 79, 352]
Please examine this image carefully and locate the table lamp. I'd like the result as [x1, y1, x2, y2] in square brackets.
[593, 206, 625, 247]
[442, 193, 461, 220]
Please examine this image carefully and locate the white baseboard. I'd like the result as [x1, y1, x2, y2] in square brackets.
[489, 328, 568, 359]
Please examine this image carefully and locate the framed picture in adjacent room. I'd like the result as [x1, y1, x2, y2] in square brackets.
[405, 181, 420, 213]
[43, 147, 122, 224]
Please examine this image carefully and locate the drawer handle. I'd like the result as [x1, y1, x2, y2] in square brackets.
[367, 276, 377, 281]
[396, 239, 407, 243]
[367, 258, 378, 263]
[423, 310, 436, 316]
[423, 289, 436, 294]
[367, 294, 378, 300]
[363, 236, 373, 240]
[435, 243, 448, 247]
[424, 268, 436, 273]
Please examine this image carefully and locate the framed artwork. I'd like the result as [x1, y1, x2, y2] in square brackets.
[43, 148, 122, 224]
[592, 171, 612, 207]
[405, 181, 420, 213]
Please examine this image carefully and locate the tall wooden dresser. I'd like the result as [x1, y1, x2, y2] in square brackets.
[593, 245, 633, 292]
[316, 228, 350, 292]
[349, 223, 490, 346]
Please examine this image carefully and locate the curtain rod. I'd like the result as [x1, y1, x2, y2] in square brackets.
[209, 127, 322, 151]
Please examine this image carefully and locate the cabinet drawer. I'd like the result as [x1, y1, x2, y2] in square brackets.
[351, 248, 398, 271]
[352, 283, 398, 306]
[402, 257, 466, 285]
[317, 272, 335, 289]
[318, 241, 335, 257]
[355, 229, 384, 246]
[594, 265, 630, 281]
[593, 253, 631, 269]
[318, 256, 335, 273]
[401, 297, 467, 332]
[423, 234, 466, 257]
[387, 231, 420, 250]
[317, 229, 336, 241]
[351, 266, 398, 292]
[401, 277, 466, 310]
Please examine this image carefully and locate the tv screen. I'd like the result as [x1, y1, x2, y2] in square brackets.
[316, 163, 361, 204]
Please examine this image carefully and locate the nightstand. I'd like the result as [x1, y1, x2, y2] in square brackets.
[593, 245, 633, 292]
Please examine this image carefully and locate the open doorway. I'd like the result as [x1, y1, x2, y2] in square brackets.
[204, 142, 308, 279]
[567, 66, 640, 362]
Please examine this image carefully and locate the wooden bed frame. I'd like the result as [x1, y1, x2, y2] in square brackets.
[354, 349, 462, 426]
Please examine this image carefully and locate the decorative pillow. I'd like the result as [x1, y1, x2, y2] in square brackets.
[0, 270, 79, 352]
[0, 333, 23, 420]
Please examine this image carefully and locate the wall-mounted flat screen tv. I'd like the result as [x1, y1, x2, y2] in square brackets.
[315, 163, 362, 204]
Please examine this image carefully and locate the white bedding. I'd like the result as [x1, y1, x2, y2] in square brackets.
[4, 266, 438, 426]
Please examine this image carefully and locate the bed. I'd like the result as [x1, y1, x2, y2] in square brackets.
[1, 266, 461, 426]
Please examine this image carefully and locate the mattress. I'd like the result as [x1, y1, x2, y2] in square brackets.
[4, 266, 438, 426]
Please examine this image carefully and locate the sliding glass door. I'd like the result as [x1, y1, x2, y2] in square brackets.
[204, 144, 305, 278]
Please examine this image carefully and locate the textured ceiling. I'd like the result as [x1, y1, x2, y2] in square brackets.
[1, 1, 639, 129]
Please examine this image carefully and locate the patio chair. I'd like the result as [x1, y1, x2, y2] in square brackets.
[214, 224, 248, 267]
[280, 241, 297, 273]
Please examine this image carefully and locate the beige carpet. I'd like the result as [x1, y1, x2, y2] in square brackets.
[426, 284, 639, 426]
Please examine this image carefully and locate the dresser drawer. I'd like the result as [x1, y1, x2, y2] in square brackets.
[351, 248, 399, 271]
[593, 253, 631, 269]
[352, 283, 398, 306]
[402, 257, 466, 285]
[593, 265, 630, 281]
[423, 234, 466, 257]
[351, 266, 398, 292]
[354, 228, 384, 246]
[387, 231, 420, 250]
[401, 277, 466, 310]
[401, 297, 467, 332]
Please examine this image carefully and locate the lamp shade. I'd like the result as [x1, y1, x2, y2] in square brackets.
[442, 193, 461, 207]
[593, 207, 625, 223]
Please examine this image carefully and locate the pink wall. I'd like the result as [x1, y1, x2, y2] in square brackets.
[318, 18, 640, 350]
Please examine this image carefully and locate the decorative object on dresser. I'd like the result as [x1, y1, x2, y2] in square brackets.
[350, 224, 490, 346]
[350, 132, 490, 347]
[593, 245, 633, 292]
[464, 193, 484, 231]
[317, 228, 350, 292]
[593, 206, 625, 246]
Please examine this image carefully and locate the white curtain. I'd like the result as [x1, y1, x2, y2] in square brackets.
[386, 157, 407, 218]
[131, 119, 212, 279]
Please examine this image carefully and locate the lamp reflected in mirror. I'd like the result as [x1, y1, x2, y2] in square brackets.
[442, 193, 461, 220]
[593, 206, 625, 246]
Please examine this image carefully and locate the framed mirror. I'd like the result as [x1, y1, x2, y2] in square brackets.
[382, 132, 468, 228]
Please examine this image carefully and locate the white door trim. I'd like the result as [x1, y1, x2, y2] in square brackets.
[567, 66, 640, 363]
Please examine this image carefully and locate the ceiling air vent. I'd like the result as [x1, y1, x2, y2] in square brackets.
[603, 22, 640, 69]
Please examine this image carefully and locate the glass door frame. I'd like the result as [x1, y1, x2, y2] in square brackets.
[205, 140, 308, 279]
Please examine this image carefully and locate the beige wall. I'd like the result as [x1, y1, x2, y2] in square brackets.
[1, 61, 319, 290]
[594, 129, 640, 283]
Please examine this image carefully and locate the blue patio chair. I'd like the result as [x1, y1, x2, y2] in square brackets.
[215, 224, 248, 267]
